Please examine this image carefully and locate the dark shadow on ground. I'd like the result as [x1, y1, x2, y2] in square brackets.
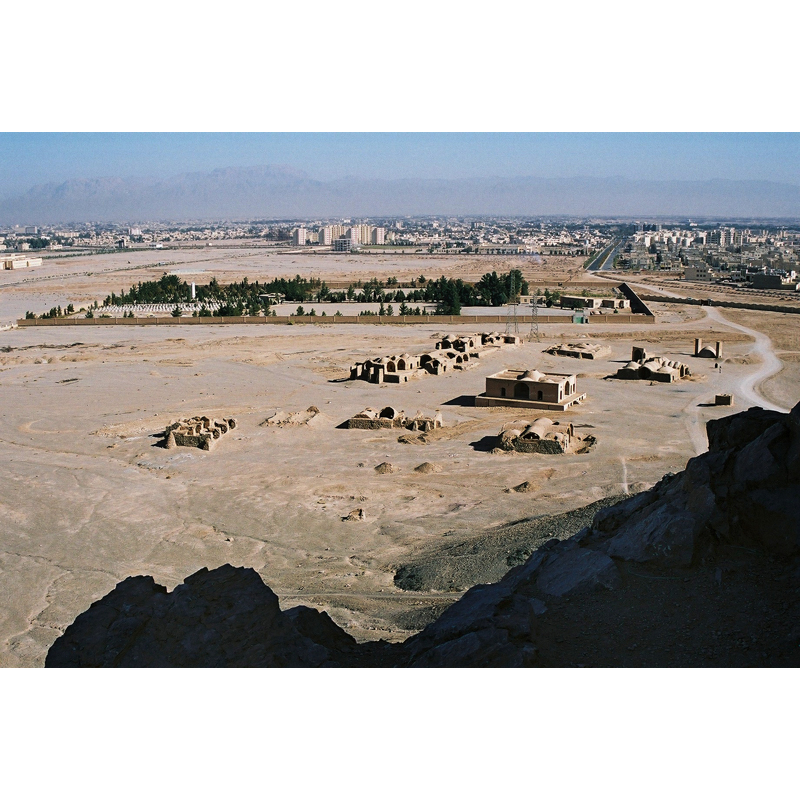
[443, 395, 476, 407]
[469, 435, 500, 452]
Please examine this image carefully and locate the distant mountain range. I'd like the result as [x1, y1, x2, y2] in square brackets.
[2, 165, 800, 223]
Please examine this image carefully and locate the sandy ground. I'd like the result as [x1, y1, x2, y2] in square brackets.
[0, 249, 794, 667]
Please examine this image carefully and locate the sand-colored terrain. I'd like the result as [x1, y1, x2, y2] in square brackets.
[0, 249, 794, 667]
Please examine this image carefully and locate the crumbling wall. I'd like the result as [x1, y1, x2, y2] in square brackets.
[163, 416, 237, 450]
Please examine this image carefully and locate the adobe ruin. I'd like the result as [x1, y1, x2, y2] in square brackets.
[349, 332, 522, 385]
[498, 417, 593, 454]
[345, 406, 443, 432]
[694, 338, 722, 359]
[613, 347, 692, 383]
[263, 407, 323, 427]
[476, 369, 586, 411]
[162, 416, 237, 450]
[544, 342, 611, 360]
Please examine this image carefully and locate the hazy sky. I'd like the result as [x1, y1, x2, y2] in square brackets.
[1, 133, 799, 196]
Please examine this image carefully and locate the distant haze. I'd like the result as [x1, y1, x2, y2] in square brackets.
[2, 165, 800, 223]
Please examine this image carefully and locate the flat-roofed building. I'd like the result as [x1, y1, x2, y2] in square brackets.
[292, 227, 307, 246]
[476, 369, 586, 411]
[2, 255, 43, 269]
[476, 243, 529, 255]
[560, 295, 603, 310]
[684, 264, 715, 282]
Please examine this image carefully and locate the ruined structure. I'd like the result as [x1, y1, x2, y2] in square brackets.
[349, 332, 521, 386]
[694, 338, 722, 359]
[476, 369, 586, 411]
[499, 418, 576, 454]
[614, 347, 691, 383]
[544, 342, 611, 360]
[346, 406, 443, 432]
[263, 407, 322, 426]
[162, 416, 237, 450]
[715, 393, 734, 406]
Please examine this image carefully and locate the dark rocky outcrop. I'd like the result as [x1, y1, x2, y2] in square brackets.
[45, 564, 383, 668]
[587, 402, 800, 562]
[47, 402, 800, 668]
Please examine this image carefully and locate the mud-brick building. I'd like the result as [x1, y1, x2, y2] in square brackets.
[476, 369, 586, 411]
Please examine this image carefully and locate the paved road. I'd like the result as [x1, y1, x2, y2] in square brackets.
[586, 241, 619, 272]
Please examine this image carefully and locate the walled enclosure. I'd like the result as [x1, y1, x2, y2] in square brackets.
[162, 416, 237, 450]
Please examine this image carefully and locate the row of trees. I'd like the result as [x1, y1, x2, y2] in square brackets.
[105, 274, 326, 314]
[103, 269, 531, 318]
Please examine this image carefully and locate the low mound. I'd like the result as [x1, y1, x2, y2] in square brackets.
[375, 462, 396, 474]
[414, 462, 442, 474]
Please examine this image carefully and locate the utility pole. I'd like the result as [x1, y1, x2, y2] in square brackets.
[505, 272, 519, 335]
[530, 297, 540, 342]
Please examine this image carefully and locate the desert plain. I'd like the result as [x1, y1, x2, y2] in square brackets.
[0, 248, 797, 667]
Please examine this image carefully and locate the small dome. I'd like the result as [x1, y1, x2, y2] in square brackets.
[520, 369, 544, 380]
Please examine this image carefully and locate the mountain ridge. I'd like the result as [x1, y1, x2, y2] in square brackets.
[3, 166, 800, 223]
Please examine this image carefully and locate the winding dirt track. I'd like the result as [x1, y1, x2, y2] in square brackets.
[591, 273, 790, 452]
[705, 307, 789, 414]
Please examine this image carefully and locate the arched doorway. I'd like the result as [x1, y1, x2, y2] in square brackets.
[514, 382, 529, 400]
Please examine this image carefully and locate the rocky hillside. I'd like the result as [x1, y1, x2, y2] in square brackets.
[46, 402, 800, 668]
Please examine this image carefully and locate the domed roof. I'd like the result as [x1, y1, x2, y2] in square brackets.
[519, 369, 545, 380]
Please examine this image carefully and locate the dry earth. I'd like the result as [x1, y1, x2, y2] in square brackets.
[0, 249, 794, 667]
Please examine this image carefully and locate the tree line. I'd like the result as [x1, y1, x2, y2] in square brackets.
[101, 269, 530, 317]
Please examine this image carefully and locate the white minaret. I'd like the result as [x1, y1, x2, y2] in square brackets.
[191, 282, 196, 300]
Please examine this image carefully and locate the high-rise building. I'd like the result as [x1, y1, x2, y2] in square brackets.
[318, 226, 332, 246]
[371, 227, 385, 245]
[359, 225, 372, 244]
[292, 227, 307, 246]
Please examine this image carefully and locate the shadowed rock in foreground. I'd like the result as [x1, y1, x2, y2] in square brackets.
[47, 402, 800, 668]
